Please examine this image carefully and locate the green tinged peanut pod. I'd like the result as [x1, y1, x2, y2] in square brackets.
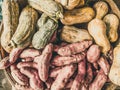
[28, 0, 63, 20]
[32, 13, 58, 49]
[10, 6, 38, 49]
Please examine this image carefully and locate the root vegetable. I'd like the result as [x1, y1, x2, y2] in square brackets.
[71, 59, 86, 90]
[10, 64, 29, 86]
[52, 53, 85, 66]
[45, 78, 54, 89]
[17, 61, 38, 69]
[88, 18, 111, 55]
[20, 48, 41, 59]
[51, 64, 77, 90]
[38, 43, 53, 82]
[97, 56, 110, 75]
[0, 56, 10, 69]
[58, 40, 92, 56]
[20, 67, 44, 90]
[87, 45, 101, 63]
[89, 69, 107, 90]
[50, 67, 62, 78]
[9, 48, 23, 63]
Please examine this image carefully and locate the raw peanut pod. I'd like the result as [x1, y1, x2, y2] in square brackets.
[97, 56, 110, 75]
[94, 1, 108, 19]
[32, 14, 58, 49]
[71, 59, 86, 90]
[109, 46, 120, 86]
[17, 61, 38, 69]
[61, 26, 93, 43]
[76, 0, 85, 7]
[55, 0, 84, 10]
[58, 40, 92, 56]
[28, 0, 63, 19]
[61, 7, 95, 25]
[87, 45, 101, 63]
[103, 14, 119, 42]
[51, 64, 77, 90]
[20, 48, 41, 59]
[89, 69, 107, 90]
[52, 53, 85, 66]
[1, 0, 19, 53]
[10, 64, 29, 86]
[37, 43, 53, 82]
[20, 67, 44, 90]
[50, 67, 62, 78]
[10, 6, 38, 49]
[88, 18, 111, 55]
[0, 56, 10, 69]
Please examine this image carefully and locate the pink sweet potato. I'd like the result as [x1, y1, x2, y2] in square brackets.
[71, 59, 86, 90]
[20, 48, 41, 59]
[17, 61, 38, 69]
[38, 43, 53, 82]
[87, 45, 101, 63]
[10, 64, 29, 86]
[51, 64, 77, 90]
[89, 69, 107, 90]
[52, 53, 85, 66]
[97, 56, 110, 75]
[57, 40, 92, 56]
[49, 67, 62, 78]
[20, 67, 44, 90]
[0, 56, 10, 69]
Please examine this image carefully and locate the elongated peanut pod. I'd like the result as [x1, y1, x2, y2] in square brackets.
[58, 40, 92, 56]
[88, 18, 111, 55]
[51, 64, 77, 90]
[50, 67, 62, 78]
[52, 53, 85, 66]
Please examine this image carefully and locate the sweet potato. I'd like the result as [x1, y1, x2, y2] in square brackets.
[10, 64, 29, 86]
[71, 59, 86, 90]
[97, 56, 110, 75]
[20, 67, 44, 90]
[38, 43, 53, 82]
[17, 61, 38, 69]
[45, 78, 54, 89]
[49, 67, 62, 78]
[0, 56, 11, 69]
[9, 48, 23, 63]
[51, 64, 77, 90]
[57, 40, 92, 56]
[87, 45, 101, 63]
[20, 48, 41, 59]
[89, 69, 107, 90]
[84, 63, 93, 86]
[52, 53, 85, 66]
